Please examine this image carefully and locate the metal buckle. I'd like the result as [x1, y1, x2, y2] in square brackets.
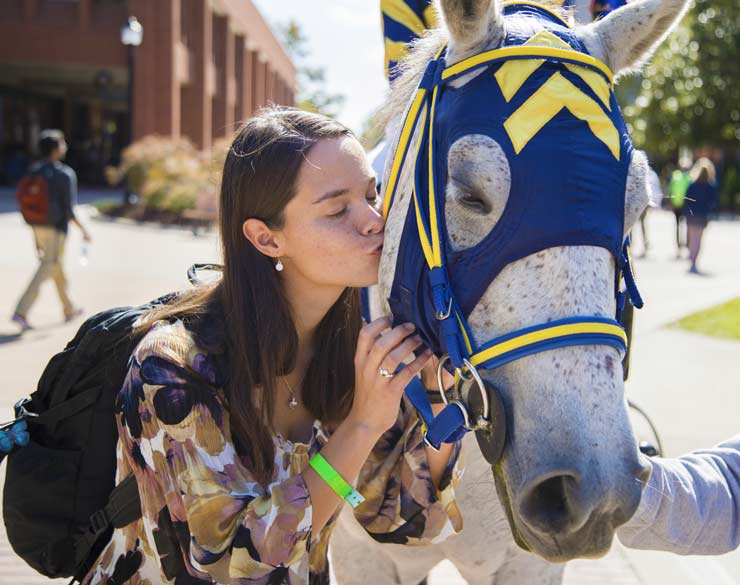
[13, 397, 38, 420]
[422, 434, 440, 452]
[435, 297, 453, 321]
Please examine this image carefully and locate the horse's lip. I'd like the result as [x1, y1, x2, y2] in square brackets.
[368, 241, 384, 255]
[513, 511, 616, 562]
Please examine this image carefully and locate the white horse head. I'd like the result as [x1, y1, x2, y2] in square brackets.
[377, 0, 690, 562]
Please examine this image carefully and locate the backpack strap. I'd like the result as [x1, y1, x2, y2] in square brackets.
[72, 474, 141, 580]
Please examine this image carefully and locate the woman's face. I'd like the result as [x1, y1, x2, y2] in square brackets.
[279, 135, 385, 289]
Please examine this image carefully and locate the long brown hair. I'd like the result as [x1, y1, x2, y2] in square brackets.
[690, 157, 716, 184]
[136, 108, 361, 483]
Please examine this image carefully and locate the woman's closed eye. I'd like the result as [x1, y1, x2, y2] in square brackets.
[328, 206, 348, 219]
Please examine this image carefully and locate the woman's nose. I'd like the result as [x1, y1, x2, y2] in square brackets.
[362, 204, 385, 235]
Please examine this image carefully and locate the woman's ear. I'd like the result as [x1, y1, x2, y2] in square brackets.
[242, 218, 284, 259]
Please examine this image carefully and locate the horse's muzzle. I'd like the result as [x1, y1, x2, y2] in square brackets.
[509, 461, 650, 561]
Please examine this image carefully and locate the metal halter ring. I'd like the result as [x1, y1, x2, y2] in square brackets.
[457, 359, 490, 427]
[436, 354, 454, 405]
[448, 399, 471, 430]
[378, 367, 395, 379]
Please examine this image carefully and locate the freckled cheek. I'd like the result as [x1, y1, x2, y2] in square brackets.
[297, 226, 366, 269]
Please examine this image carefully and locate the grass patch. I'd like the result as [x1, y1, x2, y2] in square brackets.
[672, 297, 740, 341]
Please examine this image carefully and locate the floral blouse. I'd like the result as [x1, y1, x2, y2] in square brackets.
[83, 319, 464, 585]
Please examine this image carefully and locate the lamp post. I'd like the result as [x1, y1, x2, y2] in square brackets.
[121, 16, 143, 205]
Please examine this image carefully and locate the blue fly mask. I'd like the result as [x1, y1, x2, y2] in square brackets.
[384, 2, 643, 464]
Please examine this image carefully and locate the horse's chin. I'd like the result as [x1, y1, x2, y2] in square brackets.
[491, 463, 617, 563]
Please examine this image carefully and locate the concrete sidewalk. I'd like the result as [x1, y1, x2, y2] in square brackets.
[0, 207, 738, 584]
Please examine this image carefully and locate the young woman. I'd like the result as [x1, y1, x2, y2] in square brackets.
[83, 108, 463, 585]
[685, 157, 718, 274]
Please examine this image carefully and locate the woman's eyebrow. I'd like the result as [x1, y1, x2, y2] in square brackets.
[314, 176, 377, 204]
[313, 188, 349, 204]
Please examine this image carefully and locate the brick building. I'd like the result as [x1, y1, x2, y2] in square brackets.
[0, 0, 296, 185]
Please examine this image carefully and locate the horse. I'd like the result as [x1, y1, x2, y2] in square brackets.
[330, 1, 691, 584]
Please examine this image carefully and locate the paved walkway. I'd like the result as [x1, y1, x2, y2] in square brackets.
[0, 203, 738, 584]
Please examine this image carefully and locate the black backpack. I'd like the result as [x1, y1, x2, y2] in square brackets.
[1, 293, 178, 581]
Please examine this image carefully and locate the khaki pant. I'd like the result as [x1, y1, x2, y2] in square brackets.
[15, 226, 74, 317]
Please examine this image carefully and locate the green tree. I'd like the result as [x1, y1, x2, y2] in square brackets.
[622, 0, 739, 158]
[278, 21, 346, 118]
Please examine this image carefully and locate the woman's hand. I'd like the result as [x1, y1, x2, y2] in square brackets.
[348, 317, 432, 436]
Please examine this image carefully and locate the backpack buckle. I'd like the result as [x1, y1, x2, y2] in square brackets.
[89, 509, 110, 535]
[14, 397, 38, 420]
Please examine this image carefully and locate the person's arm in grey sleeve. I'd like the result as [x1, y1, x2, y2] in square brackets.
[618, 434, 740, 555]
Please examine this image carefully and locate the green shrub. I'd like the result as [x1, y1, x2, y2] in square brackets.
[105, 135, 227, 214]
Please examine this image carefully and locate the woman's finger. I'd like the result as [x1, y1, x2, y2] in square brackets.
[391, 349, 434, 392]
[366, 323, 416, 373]
[356, 316, 393, 358]
[379, 335, 424, 374]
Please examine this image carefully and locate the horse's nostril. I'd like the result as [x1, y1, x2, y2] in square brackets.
[638, 460, 652, 485]
[519, 474, 589, 535]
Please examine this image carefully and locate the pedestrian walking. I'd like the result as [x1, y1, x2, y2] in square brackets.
[685, 157, 718, 274]
[11, 129, 91, 331]
[668, 160, 691, 258]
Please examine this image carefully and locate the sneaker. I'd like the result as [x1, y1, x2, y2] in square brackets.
[688, 265, 699, 274]
[64, 308, 84, 323]
[11, 313, 33, 331]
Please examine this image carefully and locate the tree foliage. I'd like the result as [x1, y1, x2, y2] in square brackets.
[279, 21, 346, 118]
[622, 0, 739, 158]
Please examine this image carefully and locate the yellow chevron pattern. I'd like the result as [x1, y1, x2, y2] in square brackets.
[493, 31, 618, 159]
[502, 72, 620, 159]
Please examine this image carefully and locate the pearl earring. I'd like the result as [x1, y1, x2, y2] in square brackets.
[275, 258, 284, 272]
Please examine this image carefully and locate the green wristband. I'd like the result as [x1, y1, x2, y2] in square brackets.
[309, 453, 365, 508]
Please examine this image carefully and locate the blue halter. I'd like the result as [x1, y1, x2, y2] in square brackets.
[383, 2, 643, 453]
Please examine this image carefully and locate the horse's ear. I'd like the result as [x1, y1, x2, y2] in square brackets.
[580, 0, 691, 77]
[438, 0, 504, 59]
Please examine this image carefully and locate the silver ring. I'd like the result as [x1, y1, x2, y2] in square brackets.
[459, 358, 490, 425]
[436, 354, 451, 405]
[378, 367, 395, 378]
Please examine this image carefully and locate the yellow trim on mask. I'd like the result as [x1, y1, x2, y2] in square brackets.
[428, 84, 444, 268]
[503, 72, 620, 159]
[411, 106, 436, 268]
[383, 44, 447, 220]
[383, 88, 428, 218]
[470, 321, 627, 367]
[565, 64, 612, 110]
[456, 312, 474, 355]
[443, 46, 614, 86]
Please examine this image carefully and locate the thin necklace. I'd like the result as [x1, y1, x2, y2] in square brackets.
[283, 377, 300, 410]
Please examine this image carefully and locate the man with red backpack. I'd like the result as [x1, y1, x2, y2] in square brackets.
[12, 129, 91, 331]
